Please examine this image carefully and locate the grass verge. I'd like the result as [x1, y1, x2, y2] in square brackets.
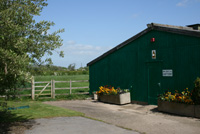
[0, 101, 84, 123]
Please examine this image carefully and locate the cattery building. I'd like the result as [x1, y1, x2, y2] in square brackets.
[87, 23, 200, 105]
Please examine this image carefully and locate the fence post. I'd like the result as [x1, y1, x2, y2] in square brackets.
[52, 80, 55, 99]
[31, 77, 35, 100]
[51, 80, 53, 98]
[70, 80, 72, 94]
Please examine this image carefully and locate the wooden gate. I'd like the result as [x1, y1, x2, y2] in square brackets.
[31, 79, 53, 100]
[31, 79, 89, 100]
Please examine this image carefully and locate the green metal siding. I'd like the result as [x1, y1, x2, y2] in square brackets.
[89, 30, 200, 104]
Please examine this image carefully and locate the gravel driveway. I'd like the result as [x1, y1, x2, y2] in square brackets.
[24, 117, 137, 134]
[44, 100, 200, 134]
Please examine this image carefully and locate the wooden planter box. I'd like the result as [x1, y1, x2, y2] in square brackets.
[98, 92, 131, 105]
[158, 100, 200, 118]
[195, 105, 200, 118]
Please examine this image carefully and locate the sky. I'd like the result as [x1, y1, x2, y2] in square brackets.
[35, 0, 200, 68]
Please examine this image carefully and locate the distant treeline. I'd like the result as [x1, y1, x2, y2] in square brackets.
[29, 64, 89, 76]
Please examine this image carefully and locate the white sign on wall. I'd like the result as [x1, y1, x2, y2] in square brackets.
[162, 70, 173, 77]
[152, 50, 156, 59]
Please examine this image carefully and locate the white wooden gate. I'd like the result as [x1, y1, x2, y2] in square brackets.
[31, 79, 52, 100]
[31, 79, 89, 100]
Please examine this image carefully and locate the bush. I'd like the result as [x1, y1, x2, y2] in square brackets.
[192, 77, 200, 105]
[0, 102, 7, 112]
[67, 71, 77, 75]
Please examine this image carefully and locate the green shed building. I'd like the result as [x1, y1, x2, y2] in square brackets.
[87, 23, 200, 105]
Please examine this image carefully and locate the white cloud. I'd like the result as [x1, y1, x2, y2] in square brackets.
[131, 13, 139, 19]
[176, 0, 200, 7]
[176, 0, 189, 7]
[51, 40, 113, 68]
[66, 40, 76, 45]
[63, 41, 112, 56]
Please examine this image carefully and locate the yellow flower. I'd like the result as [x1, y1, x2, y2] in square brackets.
[99, 86, 103, 90]
[182, 91, 185, 95]
[165, 97, 169, 100]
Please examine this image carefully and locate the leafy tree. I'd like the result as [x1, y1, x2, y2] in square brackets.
[68, 63, 76, 71]
[0, 0, 64, 97]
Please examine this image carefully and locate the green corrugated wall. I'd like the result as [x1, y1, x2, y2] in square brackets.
[89, 30, 200, 105]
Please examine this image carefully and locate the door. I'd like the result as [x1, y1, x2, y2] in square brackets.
[147, 63, 162, 105]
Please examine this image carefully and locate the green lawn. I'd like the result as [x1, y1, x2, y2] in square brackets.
[0, 75, 88, 123]
[0, 101, 84, 122]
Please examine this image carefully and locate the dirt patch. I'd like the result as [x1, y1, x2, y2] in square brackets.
[0, 121, 34, 134]
[0, 109, 36, 134]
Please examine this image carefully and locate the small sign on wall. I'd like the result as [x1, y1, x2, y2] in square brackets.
[162, 69, 173, 77]
[152, 50, 156, 59]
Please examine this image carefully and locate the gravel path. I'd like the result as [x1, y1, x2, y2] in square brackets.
[44, 100, 200, 134]
[24, 117, 137, 134]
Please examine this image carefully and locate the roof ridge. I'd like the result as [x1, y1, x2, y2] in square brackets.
[147, 23, 194, 31]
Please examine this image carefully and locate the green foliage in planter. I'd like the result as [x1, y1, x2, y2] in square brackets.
[192, 77, 200, 105]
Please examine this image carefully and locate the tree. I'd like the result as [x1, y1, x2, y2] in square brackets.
[68, 63, 76, 71]
[0, 0, 64, 97]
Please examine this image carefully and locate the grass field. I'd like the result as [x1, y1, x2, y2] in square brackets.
[17, 75, 90, 100]
[0, 101, 84, 123]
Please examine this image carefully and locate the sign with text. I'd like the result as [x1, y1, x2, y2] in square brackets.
[162, 70, 173, 77]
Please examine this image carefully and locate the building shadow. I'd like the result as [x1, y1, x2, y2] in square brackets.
[150, 107, 160, 113]
[149, 107, 200, 121]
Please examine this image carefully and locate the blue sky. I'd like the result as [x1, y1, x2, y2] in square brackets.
[35, 0, 200, 68]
